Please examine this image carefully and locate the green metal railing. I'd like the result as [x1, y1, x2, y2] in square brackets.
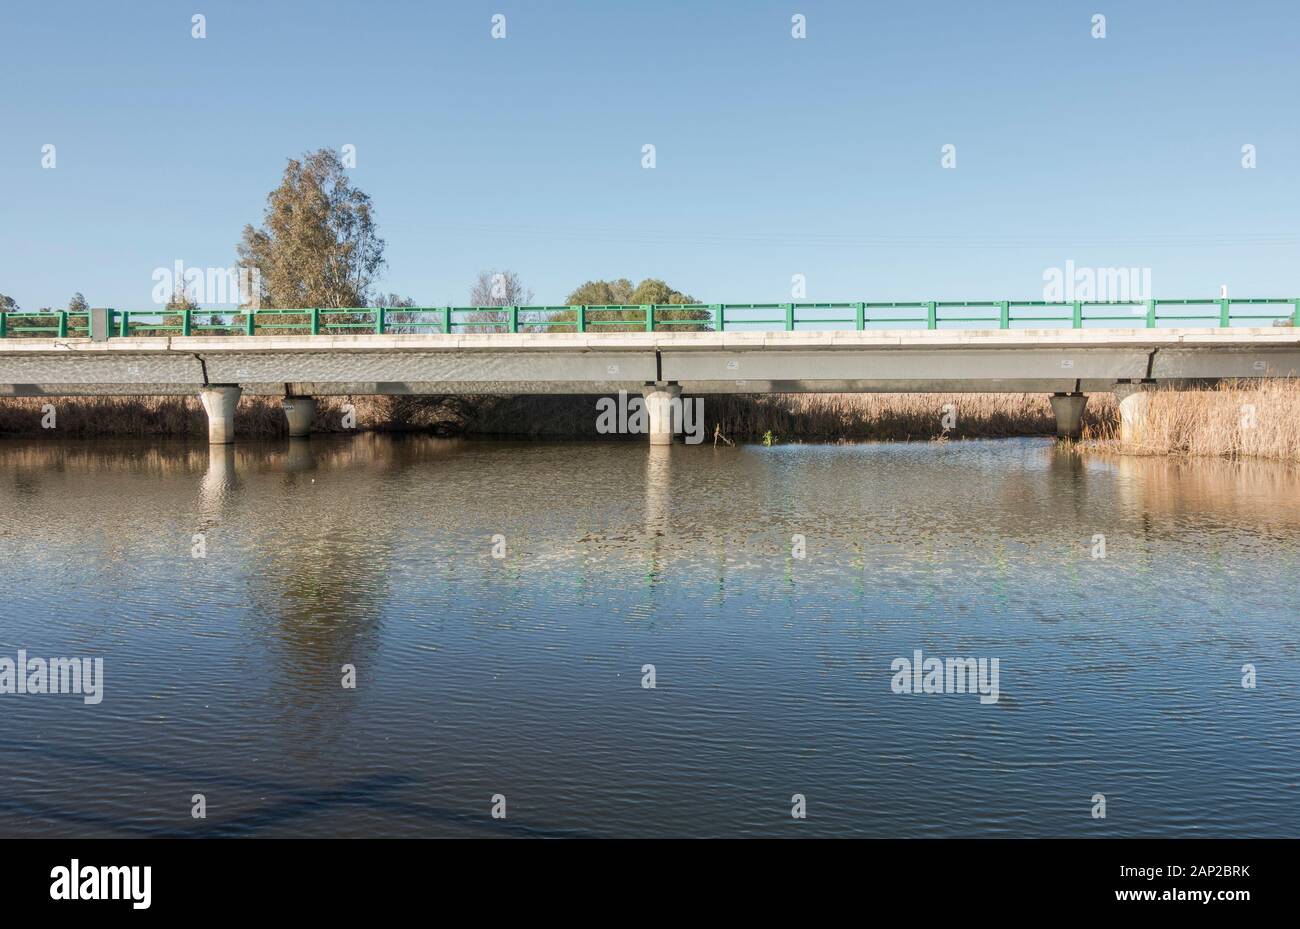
[1, 299, 1296, 339]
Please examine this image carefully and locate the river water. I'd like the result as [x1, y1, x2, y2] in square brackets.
[0, 435, 1297, 837]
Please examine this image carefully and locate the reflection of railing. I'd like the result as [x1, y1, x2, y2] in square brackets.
[2, 298, 1297, 338]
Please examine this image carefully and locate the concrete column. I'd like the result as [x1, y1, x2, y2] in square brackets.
[281, 396, 316, 437]
[1049, 392, 1087, 439]
[1113, 383, 1152, 446]
[198, 385, 241, 445]
[642, 383, 682, 446]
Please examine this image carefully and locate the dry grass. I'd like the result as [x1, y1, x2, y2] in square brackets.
[455, 392, 1118, 441]
[2, 392, 1078, 441]
[704, 393, 1116, 442]
[447, 389, 1097, 439]
[3, 385, 1299, 461]
[0, 395, 413, 438]
[1091, 380, 1300, 462]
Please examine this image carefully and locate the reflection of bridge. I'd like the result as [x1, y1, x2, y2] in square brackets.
[1, 302, 1298, 444]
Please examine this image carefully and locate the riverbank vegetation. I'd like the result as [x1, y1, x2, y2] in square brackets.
[0, 389, 1118, 441]
[0, 392, 1083, 440]
[0, 385, 1291, 462]
[1086, 380, 1300, 462]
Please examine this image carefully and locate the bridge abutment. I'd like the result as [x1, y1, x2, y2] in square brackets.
[198, 385, 241, 444]
[643, 383, 682, 446]
[281, 396, 316, 437]
[1049, 392, 1087, 439]
[1113, 383, 1154, 446]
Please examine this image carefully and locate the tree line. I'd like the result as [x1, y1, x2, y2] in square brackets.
[0, 292, 88, 314]
[2, 147, 701, 319]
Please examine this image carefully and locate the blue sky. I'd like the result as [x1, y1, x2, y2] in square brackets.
[1, 0, 1297, 309]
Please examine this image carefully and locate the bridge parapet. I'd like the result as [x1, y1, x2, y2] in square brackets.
[1, 298, 1296, 340]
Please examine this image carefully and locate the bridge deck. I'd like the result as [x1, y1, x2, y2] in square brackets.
[1, 328, 1298, 397]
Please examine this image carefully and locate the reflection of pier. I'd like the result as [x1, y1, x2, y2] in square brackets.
[284, 437, 314, 473]
[645, 444, 671, 537]
[643, 444, 672, 587]
[199, 444, 237, 519]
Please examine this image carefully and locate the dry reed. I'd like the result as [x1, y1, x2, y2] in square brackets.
[2, 385, 1298, 461]
[0, 395, 405, 438]
[1090, 380, 1300, 462]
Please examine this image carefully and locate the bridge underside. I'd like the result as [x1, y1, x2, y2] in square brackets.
[2, 329, 1298, 441]
[0, 376, 1270, 397]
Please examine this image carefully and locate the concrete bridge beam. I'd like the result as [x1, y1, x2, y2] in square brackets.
[281, 396, 316, 437]
[198, 385, 241, 444]
[643, 383, 682, 446]
[1049, 392, 1088, 439]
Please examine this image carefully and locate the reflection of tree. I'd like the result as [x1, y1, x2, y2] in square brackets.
[247, 519, 391, 725]
[224, 435, 446, 761]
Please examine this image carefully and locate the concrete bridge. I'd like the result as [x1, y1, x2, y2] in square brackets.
[2, 322, 1298, 444]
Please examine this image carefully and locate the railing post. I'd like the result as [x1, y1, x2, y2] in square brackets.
[0, 312, 6, 339]
[442, 306, 452, 334]
[507, 305, 518, 333]
[1072, 300, 1083, 328]
[854, 302, 865, 331]
[784, 303, 794, 331]
[644, 304, 654, 332]
[310, 307, 321, 335]
[926, 301, 937, 330]
[1293, 298, 1300, 328]
[245, 309, 255, 335]
[1145, 299, 1157, 329]
[713, 304, 723, 331]
[181, 308, 191, 336]
[575, 304, 585, 333]
[120, 310, 130, 337]
[375, 306, 385, 334]
[57, 311, 68, 338]
[998, 300, 1010, 329]
[1219, 298, 1231, 328]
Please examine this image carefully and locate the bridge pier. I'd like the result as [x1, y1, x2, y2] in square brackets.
[1049, 392, 1087, 439]
[1113, 383, 1154, 446]
[643, 383, 682, 445]
[198, 385, 241, 445]
[281, 396, 316, 437]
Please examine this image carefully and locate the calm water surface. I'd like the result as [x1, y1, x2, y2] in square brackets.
[1, 435, 1297, 837]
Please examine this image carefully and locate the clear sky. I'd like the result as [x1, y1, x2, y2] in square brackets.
[1, 0, 1297, 310]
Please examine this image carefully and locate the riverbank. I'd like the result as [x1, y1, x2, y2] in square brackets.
[0, 392, 1102, 440]
[1, 383, 1296, 460]
[1083, 379, 1300, 462]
